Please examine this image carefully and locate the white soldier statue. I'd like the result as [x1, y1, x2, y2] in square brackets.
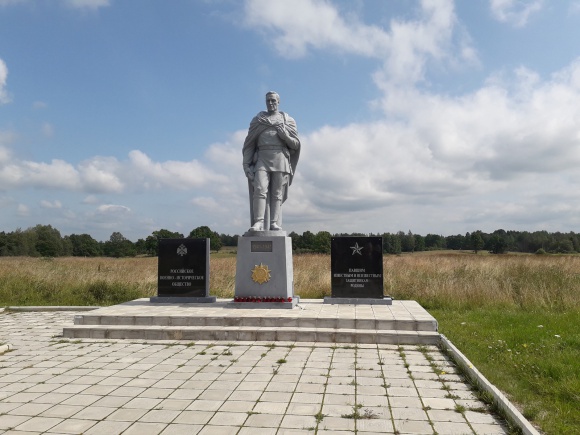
[242, 91, 301, 231]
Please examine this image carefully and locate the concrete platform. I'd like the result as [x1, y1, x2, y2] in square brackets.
[0, 310, 513, 435]
[63, 299, 439, 345]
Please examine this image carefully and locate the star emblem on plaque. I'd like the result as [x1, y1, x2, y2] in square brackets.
[350, 242, 363, 255]
[251, 263, 271, 284]
[176, 244, 188, 256]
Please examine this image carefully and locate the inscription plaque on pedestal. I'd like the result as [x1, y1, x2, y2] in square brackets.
[331, 236, 384, 298]
[156, 238, 212, 300]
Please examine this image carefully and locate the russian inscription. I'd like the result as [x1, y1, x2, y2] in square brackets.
[157, 238, 209, 297]
[331, 237, 383, 298]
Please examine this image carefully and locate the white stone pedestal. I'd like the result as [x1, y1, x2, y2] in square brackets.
[234, 235, 297, 308]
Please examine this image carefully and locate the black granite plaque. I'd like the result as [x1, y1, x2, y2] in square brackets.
[331, 237, 383, 298]
[251, 241, 273, 252]
[157, 238, 209, 297]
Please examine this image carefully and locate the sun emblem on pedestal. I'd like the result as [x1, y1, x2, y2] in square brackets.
[251, 263, 271, 284]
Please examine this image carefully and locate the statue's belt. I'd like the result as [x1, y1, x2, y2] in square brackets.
[257, 145, 287, 151]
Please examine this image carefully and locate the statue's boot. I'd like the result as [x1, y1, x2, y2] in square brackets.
[269, 198, 282, 230]
[250, 219, 264, 231]
[251, 196, 266, 231]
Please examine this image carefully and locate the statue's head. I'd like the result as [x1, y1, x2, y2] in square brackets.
[265, 91, 280, 113]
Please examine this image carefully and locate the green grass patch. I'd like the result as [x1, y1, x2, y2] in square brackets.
[0, 276, 143, 306]
[432, 307, 580, 434]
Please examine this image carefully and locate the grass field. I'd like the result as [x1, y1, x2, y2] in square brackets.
[0, 251, 578, 433]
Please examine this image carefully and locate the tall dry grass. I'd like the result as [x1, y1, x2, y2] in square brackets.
[1, 252, 579, 309]
[0, 257, 157, 305]
[383, 253, 580, 310]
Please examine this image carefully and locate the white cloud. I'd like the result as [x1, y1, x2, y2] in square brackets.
[0, 0, 26, 6]
[0, 58, 10, 104]
[96, 204, 130, 215]
[40, 200, 62, 209]
[0, 0, 110, 9]
[243, 0, 473, 87]
[191, 196, 220, 210]
[243, 0, 390, 59]
[82, 195, 100, 204]
[286, 56, 580, 234]
[0, 158, 81, 190]
[41, 122, 54, 138]
[17, 203, 29, 216]
[489, 0, 543, 27]
[127, 150, 227, 190]
[0, 145, 12, 165]
[78, 156, 123, 193]
[570, 1, 580, 15]
[62, 0, 110, 10]
[33, 101, 48, 110]
[0, 148, 231, 196]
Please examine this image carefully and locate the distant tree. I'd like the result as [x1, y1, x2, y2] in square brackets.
[33, 225, 66, 257]
[414, 234, 425, 252]
[471, 231, 485, 254]
[219, 233, 238, 247]
[445, 234, 465, 250]
[134, 238, 147, 255]
[400, 230, 415, 253]
[488, 234, 508, 254]
[145, 229, 184, 256]
[67, 233, 102, 257]
[0, 229, 35, 256]
[300, 231, 316, 252]
[188, 226, 222, 252]
[313, 231, 332, 254]
[289, 231, 302, 251]
[103, 232, 136, 257]
[425, 234, 446, 250]
[549, 238, 574, 254]
[382, 233, 401, 254]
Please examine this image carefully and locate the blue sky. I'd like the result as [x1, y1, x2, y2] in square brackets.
[2, 0, 580, 242]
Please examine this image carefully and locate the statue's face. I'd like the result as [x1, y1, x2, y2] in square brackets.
[266, 95, 279, 113]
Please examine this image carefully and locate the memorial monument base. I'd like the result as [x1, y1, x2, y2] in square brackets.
[324, 296, 392, 305]
[234, 235, 296, 309]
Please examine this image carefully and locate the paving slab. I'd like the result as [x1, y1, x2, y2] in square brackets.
[1, 309, 519, 434]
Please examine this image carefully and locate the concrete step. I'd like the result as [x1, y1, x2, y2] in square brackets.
[62, 298, 439, 345]
[72, 314, 436, 332]
[63, 324, 440, 345]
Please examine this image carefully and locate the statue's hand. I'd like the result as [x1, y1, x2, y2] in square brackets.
[245, 169, 255, 181]
[276, 125, 290, 140]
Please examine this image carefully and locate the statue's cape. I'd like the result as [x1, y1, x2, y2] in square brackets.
[242, 111, 300, 193]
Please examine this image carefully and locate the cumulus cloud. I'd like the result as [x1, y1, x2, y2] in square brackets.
[570, 1, 580, 15]
[62, 0, 110, 10]
[96, 204, 130, 215]
[40, 200, 62, 209]
[127, 150, 228, 190]
[0, 148, 231, 195]
[33, 101, 48, 110]
[0, 0, 26, 6]
[489, 0, 544, 27]
[244, 0, 473, 87]
[41, 122, 54, 138]
[243, 0, 390, 58]
[286, 55, 580, 234]
[0, 59, 10, 104]
[17, 203, 29, 216]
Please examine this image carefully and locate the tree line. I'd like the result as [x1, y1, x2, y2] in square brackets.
[0, 225, 223, 258]
[0, 225, 578, 257]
